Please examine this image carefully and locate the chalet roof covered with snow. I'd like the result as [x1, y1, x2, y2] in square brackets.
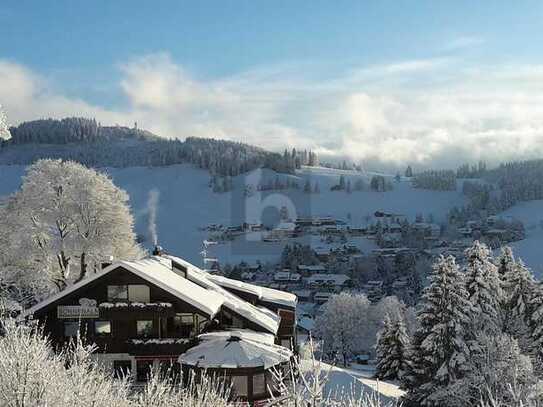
[166, 255, 283, 333]
[178, 332, 292, 369]
[24, 253, 295, 334]
[207, 273, 298, 308]
[23, 256, 225, 318]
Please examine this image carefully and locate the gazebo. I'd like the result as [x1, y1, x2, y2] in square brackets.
[179, 330, 292, 403]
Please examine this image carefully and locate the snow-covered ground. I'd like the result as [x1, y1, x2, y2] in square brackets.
[500, 200, 543, 278]
[0, 164, 467, 267]
[299, 359, 404, 403]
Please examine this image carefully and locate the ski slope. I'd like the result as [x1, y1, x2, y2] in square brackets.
[0, 164, 467, 267]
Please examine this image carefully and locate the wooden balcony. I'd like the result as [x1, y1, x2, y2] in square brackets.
[126, 337, 196, 356]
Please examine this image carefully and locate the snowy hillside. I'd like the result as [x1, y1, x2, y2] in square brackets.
[0, 164, 468, 267]
[500, 200, 543, 277]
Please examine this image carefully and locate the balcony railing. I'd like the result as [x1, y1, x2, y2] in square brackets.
[126, 337, 196, 356]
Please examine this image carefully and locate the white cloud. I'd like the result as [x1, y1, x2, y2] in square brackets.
[2, 53, 543, 169]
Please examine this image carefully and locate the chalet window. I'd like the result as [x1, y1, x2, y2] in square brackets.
[95, 321, 112, 335]
[230, 375, 248, 397]
[252, 373, 266, 396]
[64, 321, 79, 337]
[128, 285, 150, 302]
[171, 314, 194, 338]
[136, 320, 153, 337]
[136, 360, 153, 382]
[108, 285, 128, 301]
[113, 360, 131, 379]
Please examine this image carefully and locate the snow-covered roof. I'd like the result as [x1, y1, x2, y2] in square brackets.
[199, 329, 276, 345]
[207, 273, 298, 309]
[179, 333, 292, 369]
[166, 255, 282, 334]
[274, 222, 296, 231]
[24, 256, 225, 318]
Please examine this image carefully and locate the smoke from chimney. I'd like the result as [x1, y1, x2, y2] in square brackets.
[147, 188, 160, 247]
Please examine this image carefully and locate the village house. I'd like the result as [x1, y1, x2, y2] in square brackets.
[23, 252, 297, 404]
[305, 274, 351, 291]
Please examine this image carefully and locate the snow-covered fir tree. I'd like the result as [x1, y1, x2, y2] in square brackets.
[502, 259, 536, 348]
[403, 256, 473, 406]
[528, 282, 543, 374]
[464, 241, 501, 334]
[375, 314, 410, 381]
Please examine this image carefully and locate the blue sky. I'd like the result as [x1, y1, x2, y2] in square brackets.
[2, 1, 543, 167]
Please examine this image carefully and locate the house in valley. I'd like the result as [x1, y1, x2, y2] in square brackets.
[23, 252, 297, 404]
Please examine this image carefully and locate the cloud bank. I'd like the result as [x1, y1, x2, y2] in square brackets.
[2, 54, 543, 169]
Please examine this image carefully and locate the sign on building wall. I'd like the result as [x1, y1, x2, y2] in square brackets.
[57, 305, 99, 319]
[57, 299, 99, 319]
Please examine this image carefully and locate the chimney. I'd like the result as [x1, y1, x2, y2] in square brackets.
[152, 245, 164, 256]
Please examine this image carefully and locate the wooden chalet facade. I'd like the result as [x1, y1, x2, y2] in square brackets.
[24, 254, 297, 404]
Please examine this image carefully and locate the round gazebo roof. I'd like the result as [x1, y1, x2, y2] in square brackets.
[178, 332, 292, 369]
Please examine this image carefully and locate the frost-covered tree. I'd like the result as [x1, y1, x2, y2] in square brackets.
[403, 256, 473, 406]
[0, 105, 11, 141]
[502, 259, 535, 348]
[461, 333, 538, 407]
[528, 283, 543, 375]
[0, 159, 143, 296]
[464, 241, 501, 334]
[375, 314, 410, 381]
[313, 293, 370, 366]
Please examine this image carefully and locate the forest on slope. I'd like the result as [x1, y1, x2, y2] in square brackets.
[0, 117, 318, 176]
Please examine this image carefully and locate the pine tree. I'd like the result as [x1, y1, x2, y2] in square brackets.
[464, 241, 501, 334]
[528, 282, 543, 373]
[375, 314, 410, 381]
[403, 256, 473, 406]
[503, 259, 535, 348]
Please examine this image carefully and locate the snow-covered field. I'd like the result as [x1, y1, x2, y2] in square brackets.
[299, 359, 404, 402]
[1, 163, 467, 267]
[500, 201, 543, 277]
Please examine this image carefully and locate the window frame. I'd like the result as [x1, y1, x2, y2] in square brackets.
[136, 320, 154, 337]
[128, 284, 150, 302]
[64, 321, 80, 338]
[107, 285, 128, 301]
[94, 320, 112, 336]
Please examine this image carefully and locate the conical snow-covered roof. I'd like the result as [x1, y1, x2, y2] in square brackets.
[178, 333, 292, 369]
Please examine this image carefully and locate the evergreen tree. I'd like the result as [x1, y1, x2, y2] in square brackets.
[528, 283, 543, 373]
[403, 256, 473, 406]
[464, 241, 501, 334]
[405, 165, 413, 177]
[503, 259, 535, 348]
[375, 314, 410, 381]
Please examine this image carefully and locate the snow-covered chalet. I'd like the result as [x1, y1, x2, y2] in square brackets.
[23, 252, 297, 403]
